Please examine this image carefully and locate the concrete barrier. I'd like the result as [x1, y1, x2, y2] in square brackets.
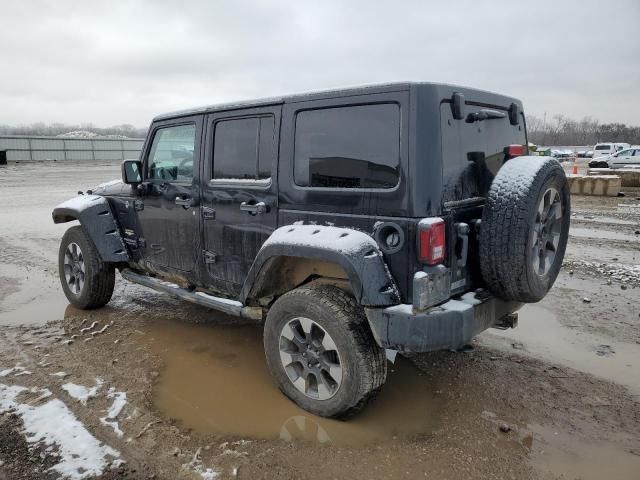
[567, 174, 621, 196]
[588, 168, 640, 187]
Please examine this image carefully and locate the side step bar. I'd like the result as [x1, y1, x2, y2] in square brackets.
[121, 269, 262, 320]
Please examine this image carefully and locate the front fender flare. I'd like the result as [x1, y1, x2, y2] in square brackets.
[241, 225, 400, 307]
[52, 195, 129, 263]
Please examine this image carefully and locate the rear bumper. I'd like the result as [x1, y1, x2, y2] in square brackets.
[364, 294, 522, 353]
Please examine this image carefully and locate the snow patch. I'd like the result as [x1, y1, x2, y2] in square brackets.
[460, 291, 482, 305]
[92, 321, 113, 336]
[80, 321, 97, 334]
[182, 447, 218, 480]
[0, 365, 31, 377]
[440, 299, 473, 312]
[266, 225, 379, 255]
[0, 384, 120, 479]
[62, 378, 104, 405]
[100, 388, 127, 437]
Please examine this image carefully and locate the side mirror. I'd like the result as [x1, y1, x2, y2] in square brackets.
[451, 92, 465, 120]
[122, 159, 143, 185]
[509, 102, 520, 125]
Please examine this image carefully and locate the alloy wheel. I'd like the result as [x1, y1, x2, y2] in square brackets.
[278, 317, 343, 400]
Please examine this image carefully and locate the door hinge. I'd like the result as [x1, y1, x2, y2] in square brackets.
[202, 251, 217, 264]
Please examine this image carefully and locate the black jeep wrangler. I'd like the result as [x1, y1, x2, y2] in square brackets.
[53, 82, 570, 418]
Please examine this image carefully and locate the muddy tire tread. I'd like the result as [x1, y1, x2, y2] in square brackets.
[265, 284, 386, 419]
[59, 225, 115, 309]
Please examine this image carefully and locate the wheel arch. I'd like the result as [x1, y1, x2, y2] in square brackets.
[52, 195, 130, 263]
[241, 225, 400, 308]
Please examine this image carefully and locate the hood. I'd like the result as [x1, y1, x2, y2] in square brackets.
[91, 179, 133, 197]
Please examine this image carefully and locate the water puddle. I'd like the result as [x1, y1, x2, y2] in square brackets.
[140, 319, 444, 446]
[526, 423, 640, 480]
[0, 265, 70, 327]
[482, 305, 640, 397]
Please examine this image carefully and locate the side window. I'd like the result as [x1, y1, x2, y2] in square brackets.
[212, 116, 275, 181]
[147, 124, 196, 182]
[294, 104, 400, 189]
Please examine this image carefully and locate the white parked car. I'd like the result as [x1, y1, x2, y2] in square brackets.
[607, 147, 640, 169]
[593, 142, 630, 158]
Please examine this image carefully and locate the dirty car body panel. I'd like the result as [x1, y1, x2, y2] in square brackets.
[53, 82, 536, 354]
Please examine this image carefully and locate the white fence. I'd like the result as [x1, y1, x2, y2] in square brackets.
[0, 135, 144, 162]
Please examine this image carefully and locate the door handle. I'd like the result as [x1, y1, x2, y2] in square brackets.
[240, 201, 268, 214]
[175, 196, 192, 207]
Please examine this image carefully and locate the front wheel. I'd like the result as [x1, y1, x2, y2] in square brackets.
[58, 226, 115, 309]
[263, 284, 387, 419]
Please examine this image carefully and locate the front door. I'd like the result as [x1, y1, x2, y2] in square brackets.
[136, 116, 203, 272]
[200, 106, 280, 296]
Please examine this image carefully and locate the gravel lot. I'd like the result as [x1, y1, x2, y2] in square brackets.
[0, 161, 639, 479]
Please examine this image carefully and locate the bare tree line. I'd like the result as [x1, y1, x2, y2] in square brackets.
[0, 123, 147, 138]
[527, 115, 640, 146]
[2, 116, 639, 146]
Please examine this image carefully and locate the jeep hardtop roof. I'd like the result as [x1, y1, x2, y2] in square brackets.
[153, 82, 523, 122]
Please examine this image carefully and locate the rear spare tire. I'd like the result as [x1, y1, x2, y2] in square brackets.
[479, 156, 570, 302]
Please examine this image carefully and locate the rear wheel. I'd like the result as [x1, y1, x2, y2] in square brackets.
[263, 284, 386, 419]
[58, 226, 115, 309]
[479, 156, 570, 302]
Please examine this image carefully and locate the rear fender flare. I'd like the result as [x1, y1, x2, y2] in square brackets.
[241, 225, 400, 307]
[52, 195, 129, 263]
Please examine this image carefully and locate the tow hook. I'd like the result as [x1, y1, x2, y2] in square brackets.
[494, 312, 518, 330]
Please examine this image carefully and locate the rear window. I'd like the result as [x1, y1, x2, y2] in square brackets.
[294, 104, 400, 189]
[595, 145, 611, 150]
[440, 103, 526, 203]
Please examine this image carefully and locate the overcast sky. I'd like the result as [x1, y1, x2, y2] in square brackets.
[2, 0, 639, 127]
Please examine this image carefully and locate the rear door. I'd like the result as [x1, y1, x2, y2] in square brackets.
[200, 106, 281, 296]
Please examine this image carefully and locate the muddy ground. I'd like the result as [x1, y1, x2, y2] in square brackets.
[0, 161, 639, 480]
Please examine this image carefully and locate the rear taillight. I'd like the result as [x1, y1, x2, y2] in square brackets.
[505, 144, 525, 159]
[417, 218, 446, 265]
